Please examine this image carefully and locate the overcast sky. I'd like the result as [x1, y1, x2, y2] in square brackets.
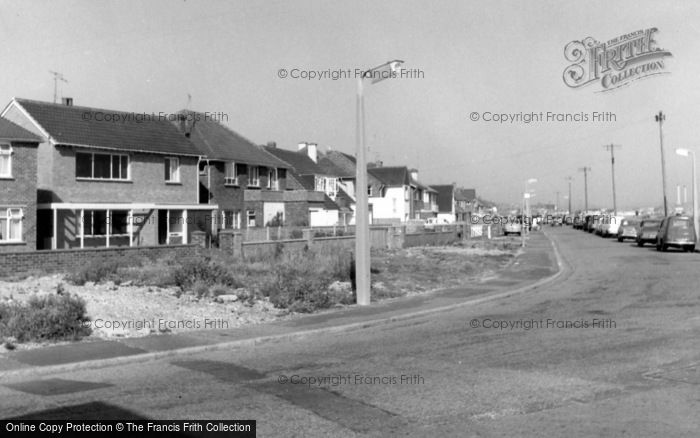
[1, 0, 698, 210]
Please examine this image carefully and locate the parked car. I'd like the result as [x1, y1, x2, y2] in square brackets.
[583, 215, 596, 232]
[636, 218, 662, 247]
[617, 218, 640, 242]
[550, 215, 564, 227]
[503, 216, 522, 236]
[599, 215, 625, 237]
[425, 217, 449, 229]
[656, 215, 696, 252]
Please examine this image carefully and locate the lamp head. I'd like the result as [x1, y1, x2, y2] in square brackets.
[675, 148, 690, 157]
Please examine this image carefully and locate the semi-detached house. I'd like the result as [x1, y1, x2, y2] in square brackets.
[0, 118, 40, 252]
[1, 98, 217, 250]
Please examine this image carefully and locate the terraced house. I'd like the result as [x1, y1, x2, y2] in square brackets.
[1, 98, 217, 250]
[0, 118, 40, 251]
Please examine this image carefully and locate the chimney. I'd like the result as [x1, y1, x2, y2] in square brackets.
[297, 142, 307, 151]
[267, 141, 277, 149]
[409, 168, 418, 181]
[62, 97, 73, 106]
[306, 143, 318, 163]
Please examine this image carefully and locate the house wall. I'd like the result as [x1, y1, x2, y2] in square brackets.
[369, 186, 409, 222]
[3, 105, 55, 190]
[43, 147, 198, 204]
[0, 141, 38, 252]
[203, 161, 289, 230]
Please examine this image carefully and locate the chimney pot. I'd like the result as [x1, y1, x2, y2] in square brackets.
[62, 97, 73, 106]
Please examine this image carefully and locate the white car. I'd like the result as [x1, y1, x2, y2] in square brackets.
[599, 215, 625, 237]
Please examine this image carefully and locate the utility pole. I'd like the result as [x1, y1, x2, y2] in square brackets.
[655, 111, 668, 216]
[49, 71, 68, 104]
[555, 191, 560, 212]
[578, 167, 591, 211]
[566, 176, 573, 214]
[603, 144, 622, 214]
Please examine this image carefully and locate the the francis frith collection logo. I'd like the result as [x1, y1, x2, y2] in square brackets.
[563, 28, 672, 92]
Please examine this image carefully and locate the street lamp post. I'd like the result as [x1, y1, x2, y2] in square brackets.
[675, 148, 698, 250]
[521, 178, 537, 247]
[656, 111, 669, 217]
[355, 59, 404, 306]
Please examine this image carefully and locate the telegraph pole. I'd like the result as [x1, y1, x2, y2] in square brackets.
[555, 191, 560, 213]
[566, 176, 573, 214]
[655, 111, 668, 216]
[578, 167, 591, 211]
[603, 144, 622, 214]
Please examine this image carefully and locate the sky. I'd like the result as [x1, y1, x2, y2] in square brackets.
[1, 0, 699, 211]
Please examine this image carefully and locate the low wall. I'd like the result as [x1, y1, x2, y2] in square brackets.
[242, 236, 355, 260]
[0, 245, 198, 278]
[404, 231, 459, 248]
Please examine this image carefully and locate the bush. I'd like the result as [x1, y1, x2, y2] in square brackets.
[0, 293, 92, 343]
[173, 256, 241, 291]
[65, 257, 142, 286]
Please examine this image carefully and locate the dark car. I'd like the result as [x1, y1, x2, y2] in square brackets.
[656, 215, 696, 252]
[583, 215, 595, 232]
[636, 219, 662, 247]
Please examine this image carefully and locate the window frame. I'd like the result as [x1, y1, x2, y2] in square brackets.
[267, 168, 278, 190]
[164, 157, 180, 183]
[0, 207, 23, 242]
[75, 152, 130, 181]
[247, 165, 260, 187]
[0, 143, 12, 178]
[224, 161, 238, 186]
[246, 210, 256, 227]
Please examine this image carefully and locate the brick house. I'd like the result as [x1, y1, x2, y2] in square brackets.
[1, 98, 216, 250]
[263, 142, 347, 226]
[0, 118, 40, 251]
[432, 184, 476, 223]
[174, 110, 300, 234]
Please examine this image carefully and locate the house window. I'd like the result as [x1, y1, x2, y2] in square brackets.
[368, 186, 373, 196]
[0, 144, 12, 178]
[164, 157, 180, 183]
[404, 186, 409, 201]
[83, 210, 108, 236]
[267, 168, 278, 190]
[76, 152, 129, 180]
[224, 161, 238, 185]
[246, 210, 256, 227]
[247, 166, 260, 187]
[0, 208, 23, 241]
[111, 211, 129, 235]
[222, 210, 241, 229]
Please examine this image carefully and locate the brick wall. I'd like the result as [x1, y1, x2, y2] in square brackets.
[42, 147, 199, 204]
[0, 141, 38, 252]
[0, 244, 198, 278]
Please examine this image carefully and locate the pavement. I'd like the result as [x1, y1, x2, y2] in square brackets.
[0, 231, 562, 380]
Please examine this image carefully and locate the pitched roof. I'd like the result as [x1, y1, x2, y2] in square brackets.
[0, 117, 41, 142]
[177, 110, 288, 167]
[455, 188, 476, 202]
[318, 150, 356, 177]
[263, 146, 325, 175]
[368, 166, 411, 187]
[13, 98, 198, 156]
[431, 184, 455, 212]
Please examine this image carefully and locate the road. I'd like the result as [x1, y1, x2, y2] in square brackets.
[2, 226, 700, 437]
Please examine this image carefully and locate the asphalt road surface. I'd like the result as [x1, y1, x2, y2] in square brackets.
[2, 226, 700, 437]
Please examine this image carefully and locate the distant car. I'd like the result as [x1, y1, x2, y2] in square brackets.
[600, 215, 625, 237]
[503, 217, 522, 236]
[656, 215, 696, 252]
[550, 216, 563, 227]
[617, 218, 640, 242]
[636, 219, 662, 247]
